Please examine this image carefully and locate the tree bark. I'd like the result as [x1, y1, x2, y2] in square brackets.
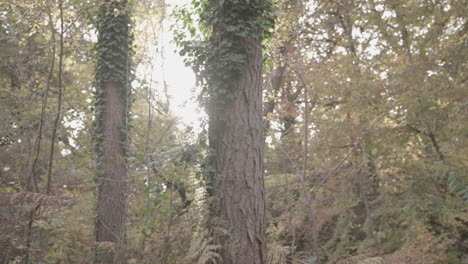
[94, 1, 131, 263]
[95, 81, 128, 264]
[209, 29, 266, 264]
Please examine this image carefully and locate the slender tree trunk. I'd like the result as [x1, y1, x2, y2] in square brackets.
[300, 73, 320, 263]
[23, 7, 57, 263]
[46, 0, 64, 195]
[208, 20, 266, 264]
[264, 63, 286, 131]
[94, 0, 131, 263]
[28, 9, 57, 193]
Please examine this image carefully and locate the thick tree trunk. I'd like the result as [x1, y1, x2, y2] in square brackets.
[209, 33, 265, 264]
[96, 81, 128, 263]
[94, 0, 130, 262]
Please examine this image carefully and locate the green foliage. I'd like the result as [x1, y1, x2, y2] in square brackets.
[263, 0, 467, 263]
[173, 0, 276, 222]
[184, 230, 222, 264]
[173, 0, 275, 110]
[447, 173, 468, 202]
[1, 0, 466, 263]
[94, 0, 133, 86]
[93, 0, 134, 163]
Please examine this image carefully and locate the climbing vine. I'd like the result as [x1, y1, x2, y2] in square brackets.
[93, 0, 134, 163]
[174, 0, 275, 197]
[174, 0, 275, 110]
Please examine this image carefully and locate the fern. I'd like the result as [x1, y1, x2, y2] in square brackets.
[291, 251, 318, 264]
[184, 230, 222, 264]
[336, 255, 387, 264]
[447, 173, 468, 202]
[267, 243, 288, 264]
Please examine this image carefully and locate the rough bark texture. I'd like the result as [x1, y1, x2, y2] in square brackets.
[94, 0, 130, 262]
[209, 33, 265, 264]
[96, 81, 127, 263]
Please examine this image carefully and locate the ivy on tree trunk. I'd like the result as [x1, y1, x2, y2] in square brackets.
[94, 0, 132, 263]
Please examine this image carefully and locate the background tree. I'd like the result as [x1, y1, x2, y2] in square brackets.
[0, 1, 96, 262]
[263, 0, 467, 263]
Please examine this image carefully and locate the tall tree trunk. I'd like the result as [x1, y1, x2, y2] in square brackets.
[94, 0, 131, 263]
[46, 0, 64, 196]
[209, 39, 265, 263]
[207, 3, 266, 263]
[95, 80, 128, 263]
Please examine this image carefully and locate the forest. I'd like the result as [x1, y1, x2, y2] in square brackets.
[0, 0, 467, 263]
